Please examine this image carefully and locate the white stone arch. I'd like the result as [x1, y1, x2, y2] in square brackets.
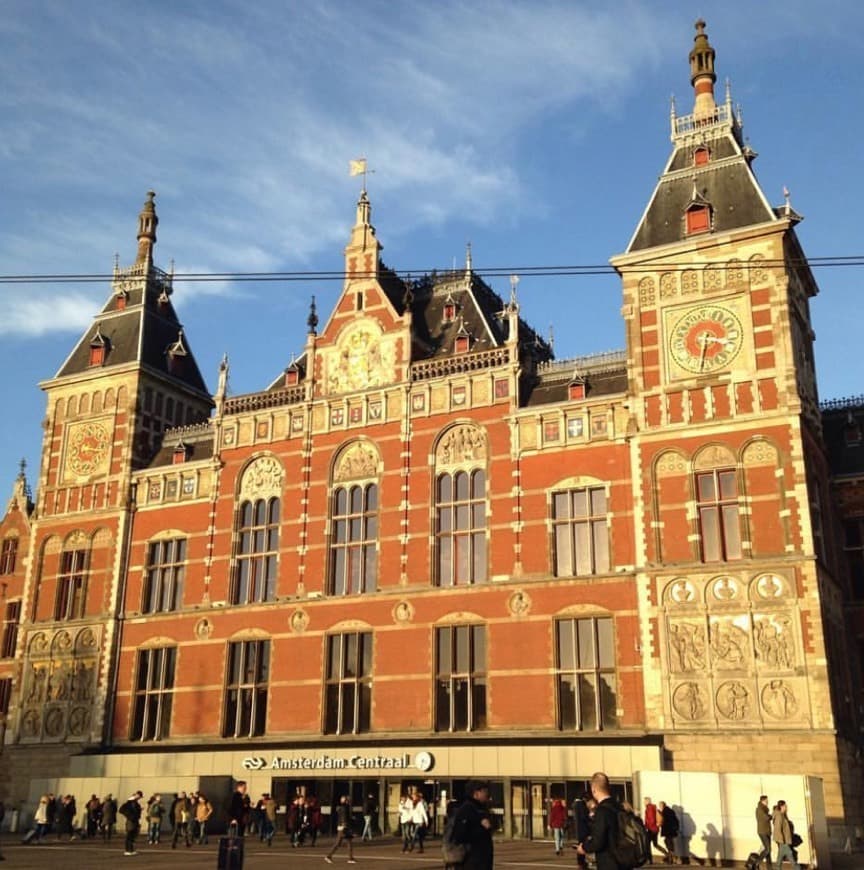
[236, 454, 285, 501]
[331, 438, 381, 484]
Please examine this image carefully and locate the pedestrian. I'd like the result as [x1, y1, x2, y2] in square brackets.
[260, 793, 276, 846]
[361, 792, 377, 841]
[449, 780, 494, 870]
[147, 794, 165, 844]
[772, 800, 796, 868]
[86, 793, 101, 839]
[643, 796, 667, 862]
[324, 794, 356, 864]
[399, 792, 414, 852]
[45, 794, 57, 835]
[410, 791, 429, 853]
[755, 794, 772, 866]
[658, 800, 680, 864]
[56, 794, 77, 841]
[573, 791, 592, 867]
[229, 781, 248, 836]
[119, 790, 144, 857]
[102, 794, 117, 841]
[549, 798, 567, 856]
[171, 790, 192, 848]
[576, 772, 627, 870]
[306, 794, 322, 846]
[195, 792, 213, 845]
[33, 795, 50, 843]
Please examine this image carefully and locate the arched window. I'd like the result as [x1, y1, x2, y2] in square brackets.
[143, 537, 187, 613]
[436, 469, 487, 586]
[231, 498, 279, 604]
[551, 485, 610, 576]
[330, 483, 378, 595]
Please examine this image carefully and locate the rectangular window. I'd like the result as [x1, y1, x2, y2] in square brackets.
[232, 499, 279, 605]
[435, 624, 486, 732]
[552, 486, 610, 576]
[696, 469, 742, 562]
[324, 632, 372, 734]
[1, 600, 21, 659]
[436, 470, 487, 586]
[130, 647, 176, 741]
[686, 206, 710, 234]
[556, 617, 617, 731]
[0, 538, 18, 574]
[55, 550, 87, 620]
[223, 640, 270, 738]
[0, 677, 11, 715]
[330, 485, 378, 595]
[844, 518, 864, 600]
[143, 538, 186, 613]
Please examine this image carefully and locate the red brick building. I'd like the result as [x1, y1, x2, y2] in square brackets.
[1, 21, 862, 846]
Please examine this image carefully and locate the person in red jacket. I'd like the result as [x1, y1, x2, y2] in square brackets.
[643, 796, 668, 862]
[549, 798, 568, 856]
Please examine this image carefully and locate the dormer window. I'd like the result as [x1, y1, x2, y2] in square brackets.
[173, 441, 190, 464]
[568, 377, 587, 401]
[443, 294, 457, 324]
[166, 330, 189, 374]
[285, 365, 300, 387]
[89, 329, 108, 367]
[116, 291, 128, 311]
[845, 413, 862, 447]
[693, 146, 710, 166]
[686, 204, 711, 235]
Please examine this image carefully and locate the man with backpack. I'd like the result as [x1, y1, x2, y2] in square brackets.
[576, 772, 649, 870]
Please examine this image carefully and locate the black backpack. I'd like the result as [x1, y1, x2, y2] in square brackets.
[441, 811, 469, 865]
[611, 804, 651, 868]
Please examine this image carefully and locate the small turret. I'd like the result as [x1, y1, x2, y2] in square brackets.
[689, 19, 717, 119]
[135, 190, 159, 265]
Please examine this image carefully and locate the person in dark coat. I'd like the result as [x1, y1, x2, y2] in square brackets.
[228, 781, 248, 835]
[658, 800, 680, 864]
[119, 791, 144, 856]
[451, 780, 494, 870]
[577, 773, 627, 870]
[573, 791, 592, 867]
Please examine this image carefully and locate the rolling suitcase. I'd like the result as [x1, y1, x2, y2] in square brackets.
[744, 852, 762, 870]
[217, 826, 244, 869]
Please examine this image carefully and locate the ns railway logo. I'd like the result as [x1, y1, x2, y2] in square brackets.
[242, 751, 434, 773]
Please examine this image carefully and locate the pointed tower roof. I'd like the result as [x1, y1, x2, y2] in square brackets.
[51, 192, 211, 399]
[625, 20, 778, 253]
[6, 458, 34, 517]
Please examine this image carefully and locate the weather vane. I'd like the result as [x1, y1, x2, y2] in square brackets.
[349, 158, 374, 193]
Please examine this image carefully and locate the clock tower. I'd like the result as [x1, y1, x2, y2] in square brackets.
[610, 21, 853, 821]
[13, 193, 213, 750]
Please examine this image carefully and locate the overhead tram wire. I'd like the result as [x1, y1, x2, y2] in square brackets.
[2, 255, 864, 286]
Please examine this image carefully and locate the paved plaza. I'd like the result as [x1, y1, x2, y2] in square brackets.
[0, 834, 860, 870]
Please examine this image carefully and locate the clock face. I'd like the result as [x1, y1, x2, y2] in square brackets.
[669, 304, 744, 374]
[67, 421, 110, 476]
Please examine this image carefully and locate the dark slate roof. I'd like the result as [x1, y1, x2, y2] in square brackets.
[822, 398, 864, 478]
[54, 266, 211, 398]
[628, 129, 777, 252]
[523, 350, 628, 407]
[266, 268, 553, 389]
[147, 421, 215, 468]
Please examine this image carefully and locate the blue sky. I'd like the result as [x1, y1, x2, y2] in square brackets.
[2, 0, 863, 492]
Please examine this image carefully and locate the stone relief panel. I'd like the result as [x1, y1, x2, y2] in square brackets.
[19, 625, 102, 743]
[753, 613, 795, 670]
[238, 455, 284, 501]
[435, 424, 487, 470]
[668, 621, 707, 672]
[333, 442, 380, 482]
[662, 570, 805, 728]
[708, 616, 751, 670]
[672, 681, 710, 721]
[323, 321, 397, 395]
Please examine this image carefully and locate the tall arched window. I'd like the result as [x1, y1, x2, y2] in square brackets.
[329, 442, 380, 596]
[330, 483, 378, 595]
[232, 498, 279, 604]
[434, 425, 488, 587]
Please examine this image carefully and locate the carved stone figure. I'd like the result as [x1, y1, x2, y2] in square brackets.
[290, 609, 310, 634]
[68, 706, 91, 736]
[754, 617, 795, 669]
[673, 681, 707, 720]
[709, 620, 749, 668]
[508, 590, 532, 617]
[669, 579, 696, 603]
[668, 622, 706, 672]
[762, 680, 797, 719]
[239, 456, 284, 500]
[717, 681, 749, 720]
[437, 425, 486, 467]
[334, 443, 379, 481]
[393, 601, 414, 624]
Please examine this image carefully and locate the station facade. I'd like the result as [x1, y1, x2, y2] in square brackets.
[1, 21, 863, 844]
